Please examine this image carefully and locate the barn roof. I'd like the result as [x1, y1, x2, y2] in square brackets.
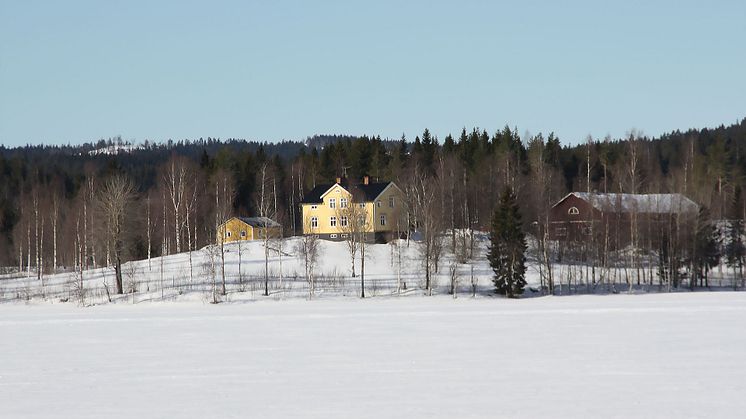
[556, 192, 699, 214]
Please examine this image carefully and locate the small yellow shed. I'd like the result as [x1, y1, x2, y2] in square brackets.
[217, 217, 282, 244]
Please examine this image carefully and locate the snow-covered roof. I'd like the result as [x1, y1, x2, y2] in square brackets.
[561, 192, 699, 214]
[237, 216, 282, 228]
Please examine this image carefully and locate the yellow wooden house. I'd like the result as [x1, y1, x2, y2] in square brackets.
[300, 176, 406, 243]
[217, 216, 282, 244]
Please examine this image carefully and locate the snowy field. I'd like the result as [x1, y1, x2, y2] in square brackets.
[2, 292, 746, 418]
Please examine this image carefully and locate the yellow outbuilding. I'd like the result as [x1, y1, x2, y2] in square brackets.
[216, 216, 282, 244]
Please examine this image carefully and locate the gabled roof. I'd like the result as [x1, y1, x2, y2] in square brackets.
[301, 180, 395, 204]
[236, 216, 281, 228]
[301, 184, 336, 204]
[555, 192, 699, 214]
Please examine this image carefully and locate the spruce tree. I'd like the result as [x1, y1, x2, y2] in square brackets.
[488, 187, 527, 298]
[692, 207, 720, 288]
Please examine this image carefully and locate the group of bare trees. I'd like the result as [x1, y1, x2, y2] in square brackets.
[3, 119, 746, 299]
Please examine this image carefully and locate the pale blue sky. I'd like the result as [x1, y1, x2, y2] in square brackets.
[1, 0, 744, 147]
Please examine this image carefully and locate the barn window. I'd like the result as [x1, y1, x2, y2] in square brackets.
[226, 231, 232, 238]
[330, 216, 337, 227]
[568, 206, 580, 215]
[240, 230, 246, 237]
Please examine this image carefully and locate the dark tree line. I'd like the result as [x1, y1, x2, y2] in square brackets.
[0, 118, 745, 293]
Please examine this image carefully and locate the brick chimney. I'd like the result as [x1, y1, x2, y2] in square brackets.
[363, 175, 369, 185]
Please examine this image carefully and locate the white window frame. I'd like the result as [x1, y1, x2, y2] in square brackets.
[376, 200, 382, 208]
[380, 214, 386, 226]
[226, 231, 232, 238]
[240, 230, 247, 237]
[341, 233, 348, 238]
[556, 226, 567, 236]
[330, 216, 337, 227]
[389, 197, 395, 208]
[329, 198, 336, 209]
[310, 205, 317, 210]
[568, 206, 579, 215]
[330, 234, 337, 239]
[311, 217, 318, 229]
[340, 216, 349, 227]
[340, 198, 348, 208]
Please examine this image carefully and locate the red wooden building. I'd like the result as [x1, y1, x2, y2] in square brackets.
[548, 192, 698, 246]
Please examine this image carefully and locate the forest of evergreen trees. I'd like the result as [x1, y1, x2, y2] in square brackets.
[1, 118, 745, 288]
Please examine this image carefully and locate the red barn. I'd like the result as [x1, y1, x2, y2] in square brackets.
[548, 192, 699, 247]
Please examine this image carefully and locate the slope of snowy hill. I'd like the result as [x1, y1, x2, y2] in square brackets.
[0, 235, 500, 305]
[1, 231, 744, 305]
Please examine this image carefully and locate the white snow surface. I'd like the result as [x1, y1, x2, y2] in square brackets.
[2, 292, 746, 418]
[569, 192, 699, 214]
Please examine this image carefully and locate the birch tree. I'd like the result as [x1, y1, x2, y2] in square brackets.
[213, 168, 235, 296]
[336, 192, 366, 278]
[410, 165, 442, 295]
[297, 216, 321, 298]
[162, 155, 197, 254]
[97, 175, 136, 295]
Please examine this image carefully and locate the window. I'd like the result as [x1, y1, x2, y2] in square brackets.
[240, 230, 247, 237]
[311, 217, 318, 229]
[359, 203, 365, 208]
[329, 198, 336, 209]
[310, 205, 317, 210]
[568, 207, 579, 215]
[555, 226, 567, 237]
[340, 198, 348, 208]
[340, 216, 349, 227]
[376, 200, 382, 208]
[226, 231, 232, 238]
[341, 234, 348, 238]
[389, 196, 395, 208]
[330, 216, 337, 227]
[380, 214, 386, 226]
[358, 216, 366, 226]
[330, 234, 337, 239]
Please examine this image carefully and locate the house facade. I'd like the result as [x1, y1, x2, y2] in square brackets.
[217, 216, 282, 244]
[548, 192, 698, 246]
[300, 176, 406, 243]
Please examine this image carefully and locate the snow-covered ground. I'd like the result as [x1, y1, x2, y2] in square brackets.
[3, 233, 741, 306]
[0, 235, 505, 304]
[2, 292, 746, 418]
